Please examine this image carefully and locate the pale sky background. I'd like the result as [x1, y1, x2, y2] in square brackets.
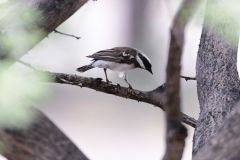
[6, 0, 204, 160]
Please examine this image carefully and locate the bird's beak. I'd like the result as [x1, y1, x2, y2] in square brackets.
[148, 68, 153, 75]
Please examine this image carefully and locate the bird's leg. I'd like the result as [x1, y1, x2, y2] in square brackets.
[104, 68, 111, 83]
[124, 73, 132, 89]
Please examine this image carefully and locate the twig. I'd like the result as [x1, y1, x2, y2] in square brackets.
[180, 75, 196, 81]
[18, 61, 197, 128]
[53, 29, 81, 40]
[17, 60, 37, 71]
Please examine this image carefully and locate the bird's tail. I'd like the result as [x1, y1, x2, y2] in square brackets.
[76, 65, 94, 72]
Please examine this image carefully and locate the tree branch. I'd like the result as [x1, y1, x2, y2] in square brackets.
[41, 71, 196, 128]
[163, 0, 200, 160]
[17, 60, 197, 127]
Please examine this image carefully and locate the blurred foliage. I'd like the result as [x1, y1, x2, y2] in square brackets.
[0, 0, 50, 129]
[0, 0, 8, 5]
[180, 0, 240, 44]
[0, 62, 51, 128]
[205, 0, 240, 44]
[177, 0, 240, 24]
[0, 0, 44, 59]
[206, 0, 240, 24]
[174, 0, 240, 45]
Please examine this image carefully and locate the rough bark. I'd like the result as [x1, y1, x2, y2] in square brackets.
[0, 0, 88, 60]
[193, 0, 240, 154]
[193, 104, 240, 160]
[0, 109, 89, 160]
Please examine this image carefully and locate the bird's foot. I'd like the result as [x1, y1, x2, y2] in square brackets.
[106, 80, 112, 84]
[95, 78, 103, 85]
[96, 78, 103, 81]
[117, 83, 121, 88]
[125, 81, 133, 89]
[128, 84, 133, 90]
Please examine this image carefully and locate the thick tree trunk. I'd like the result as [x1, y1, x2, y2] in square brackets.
[193, 105, 240, 160]
[193, 0, 240, 154]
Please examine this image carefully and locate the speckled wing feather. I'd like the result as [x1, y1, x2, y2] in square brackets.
[87, 48, 136, 64]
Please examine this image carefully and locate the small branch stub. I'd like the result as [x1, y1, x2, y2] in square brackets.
[53, 29, 81, 40]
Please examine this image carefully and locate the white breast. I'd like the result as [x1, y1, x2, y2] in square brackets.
[92, 60, 135, 71]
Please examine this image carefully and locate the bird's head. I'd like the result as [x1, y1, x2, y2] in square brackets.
[110, 47, 153, 74]
[136, 52, 153, 74]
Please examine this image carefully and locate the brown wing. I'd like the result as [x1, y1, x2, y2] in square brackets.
[87, 51, 122, 63]
[87, 47, 138, 64]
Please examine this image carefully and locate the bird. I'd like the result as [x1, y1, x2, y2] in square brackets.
[76, 47, 153, 88]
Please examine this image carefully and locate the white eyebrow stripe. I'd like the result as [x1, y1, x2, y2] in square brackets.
[136, 54, 145, 69]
